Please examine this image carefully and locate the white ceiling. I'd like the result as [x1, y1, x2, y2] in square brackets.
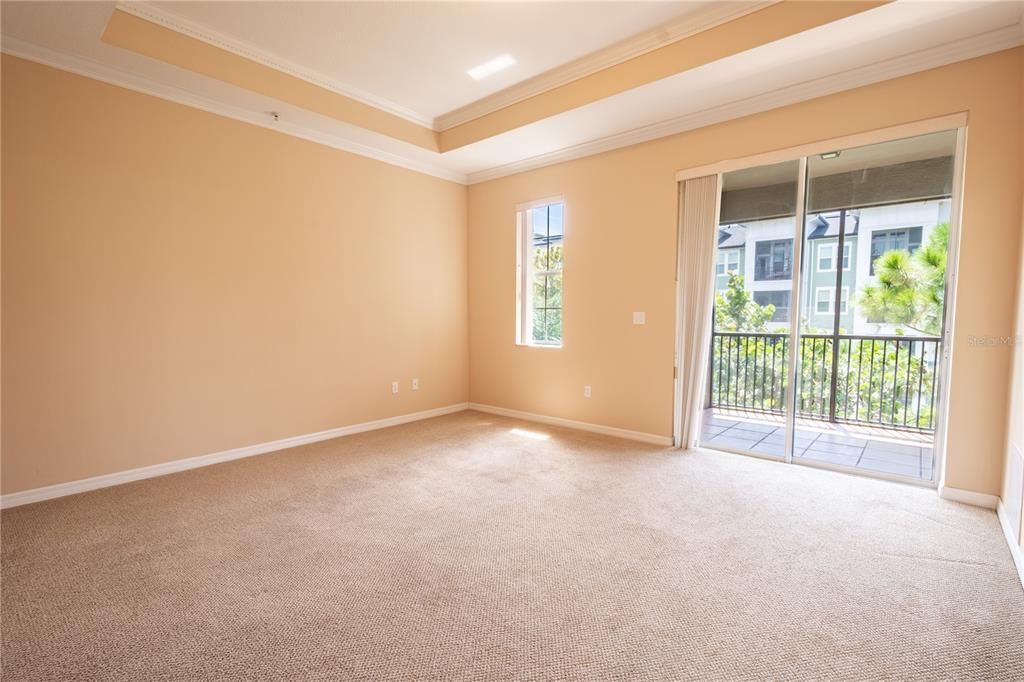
[445, 1, 1024, 181]
[146, 1, 702, 121]
[2, 1, 1022, 184]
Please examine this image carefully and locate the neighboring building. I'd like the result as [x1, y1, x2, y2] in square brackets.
[715, 198, 950, 335]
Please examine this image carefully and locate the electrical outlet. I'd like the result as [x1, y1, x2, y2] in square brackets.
[391, 381, 399, 394]
[632, 311, 646, 325]
[584, 385, 592, 398]
[412, 378, 419, 390]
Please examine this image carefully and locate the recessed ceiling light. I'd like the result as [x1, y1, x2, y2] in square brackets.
[468, 54, 516, 81]
[820, 151, 841, 160]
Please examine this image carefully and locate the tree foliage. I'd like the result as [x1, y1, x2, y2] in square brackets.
[858, 223, 948, 335]
[531, 244, 563, 343]
[713, 274, 775, 332]
[710, 272, 938, 430]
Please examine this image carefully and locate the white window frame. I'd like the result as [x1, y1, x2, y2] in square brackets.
[817, 242, 851, 272]
[814, 286, 849, 315]
[516, 197, 565, 348]
[717, 250, 740, 276]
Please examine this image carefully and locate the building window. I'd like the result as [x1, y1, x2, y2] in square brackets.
[815, 287, 849, 315]
[817, 242, 851, 272]
[754, 239, 793, 281]
[818, 244, 834, 272]
[870, 227, 922, 274]
[716, 250, 740, 276]
[753, 290, 791, 323]
[517, 200, 564, 346]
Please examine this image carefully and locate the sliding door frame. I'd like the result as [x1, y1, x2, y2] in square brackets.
[673, 113, 968, 490]
[783, 157, 809, 465]
[932, 126, 967, 491]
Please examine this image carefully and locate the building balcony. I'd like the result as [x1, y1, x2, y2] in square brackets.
[700, 330, 941, 482]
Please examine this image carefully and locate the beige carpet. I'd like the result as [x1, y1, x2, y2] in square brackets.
[2, 411, 1023, 680]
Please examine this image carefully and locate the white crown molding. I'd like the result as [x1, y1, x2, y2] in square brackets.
[115, 1, 436, 129]
[0, 403, 471, 509]
[468, 402, 674, 447]
[466, 22, 1024, 185]
[0, 36, 468, 184]
[996, 500, 1024, 590]
[434, 0, 776, 132]
[5, 18, 1022, 190]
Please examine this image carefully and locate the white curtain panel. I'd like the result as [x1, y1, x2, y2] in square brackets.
[677, 175, 720, 449]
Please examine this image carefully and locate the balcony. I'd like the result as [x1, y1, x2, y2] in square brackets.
[701, 331, 941, 481]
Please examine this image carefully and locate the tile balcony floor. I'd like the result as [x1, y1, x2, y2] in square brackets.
[700, 408, 934, 482]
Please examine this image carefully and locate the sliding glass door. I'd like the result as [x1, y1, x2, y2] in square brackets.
[698, 128, 960, 485]
[700, 160, 801, 459]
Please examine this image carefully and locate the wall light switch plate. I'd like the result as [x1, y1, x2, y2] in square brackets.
[412, 378, 419, 390]
[584, 385, 592, 398]
[633, 312, 646, 325]
[391, 381, 399, 394]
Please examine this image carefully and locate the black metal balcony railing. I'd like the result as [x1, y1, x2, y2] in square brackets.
[707, 331, 942, 432]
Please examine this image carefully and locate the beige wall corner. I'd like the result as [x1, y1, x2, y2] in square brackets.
[468, 47, 1024, 497]
[0, 55, 467, 495]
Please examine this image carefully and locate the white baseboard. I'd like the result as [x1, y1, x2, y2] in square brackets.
[468, 402, 674, 446]
[996, 500, 1024, 590]
[0, 403, 470, 509]
[938, 485, 999, 509]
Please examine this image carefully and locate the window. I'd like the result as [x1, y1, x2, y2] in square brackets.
[517, 200, 564, 346]
[754, 239, 793, 281]
[752, 290, 791, 323]
[870, 227, 922, 274]
[814, 287, 849, 315]
[818, 244, 834, 272]
[716, 250, 740, 276]
[817, 242, 851, 272]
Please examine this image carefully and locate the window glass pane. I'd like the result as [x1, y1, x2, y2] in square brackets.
[520, 201, 564, 346]
[532, 308, 546, 343]
[708, 158, 799, 459]
[816, 289, 831, 313]
[519, 201, 565, 346]
[548, 204, 563, 237]
[532, 274, 546, 306]
[533, 243, 549, 272]
[548, 240, 563, 272]
[754, 239, 793, 280]
[818, 244, 833, 270]
[531, 206, 548, 237]
[805, 129, 954, 351]
[752, 290, 790, 323]
[545, 309, 562, 343]
[545, 273, 562, 308]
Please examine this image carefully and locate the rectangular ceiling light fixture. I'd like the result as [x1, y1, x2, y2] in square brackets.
[468, 54, 516, 80]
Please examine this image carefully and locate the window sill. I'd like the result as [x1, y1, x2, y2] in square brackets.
[517, 342, 563, 349]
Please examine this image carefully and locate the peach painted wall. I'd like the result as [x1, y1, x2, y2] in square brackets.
[1, 55, 468, 494]
[468, 48, 1024, 497]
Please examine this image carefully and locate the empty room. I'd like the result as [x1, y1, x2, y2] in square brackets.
[3, 1, 1024, 679]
